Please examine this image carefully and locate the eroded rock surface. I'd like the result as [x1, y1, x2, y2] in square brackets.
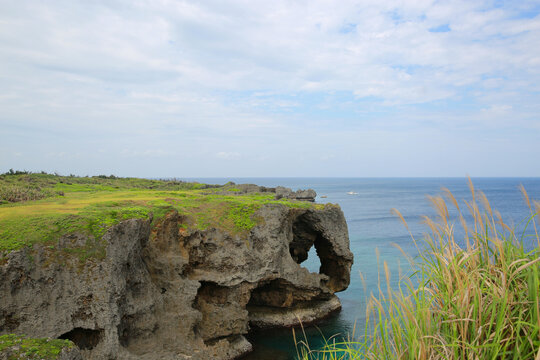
[0, 198, 352, 359]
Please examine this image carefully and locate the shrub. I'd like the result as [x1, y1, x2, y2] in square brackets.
[0, 186, 48, 202]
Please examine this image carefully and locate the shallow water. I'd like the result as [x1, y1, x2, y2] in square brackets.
[184, 178, 540, 359]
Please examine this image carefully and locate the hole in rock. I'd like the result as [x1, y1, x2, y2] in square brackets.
[289, 218, 316, 264]
[59, 327, 103, 350]
[195, 281, 230, 306]
[1, 311, 20, 331]
[290, 214, 331, 276]
[248, 279, 296, 308]
[303, 246, 322, 274]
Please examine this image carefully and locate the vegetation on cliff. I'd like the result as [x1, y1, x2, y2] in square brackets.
[297, 181, 540, 359]
[0, 172, 321, 260]
[0, 334, 75, 360]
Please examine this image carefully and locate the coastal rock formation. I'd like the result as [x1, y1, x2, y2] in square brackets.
[218, 184, 317, 202]
[275, 186, 317, 202]
[0, 198, 352, 359]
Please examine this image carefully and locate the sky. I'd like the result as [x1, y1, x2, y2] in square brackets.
[1, 0, 540, 177]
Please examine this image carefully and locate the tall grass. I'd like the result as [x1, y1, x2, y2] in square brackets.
[297, 180, 540, 359]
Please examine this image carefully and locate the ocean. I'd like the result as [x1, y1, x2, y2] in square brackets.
[184, 178, 540, 359]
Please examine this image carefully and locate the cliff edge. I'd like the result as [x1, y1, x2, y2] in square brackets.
[0, 175, 353, 359]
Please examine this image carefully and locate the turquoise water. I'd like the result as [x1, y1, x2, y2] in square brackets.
[185, 178, 540, 359]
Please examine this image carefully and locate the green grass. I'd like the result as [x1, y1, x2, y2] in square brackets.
[0, 173, 323, 261]
[0, 172, 217, 202]
[0, 334, 75, 360]
[297, 180, 540, 360]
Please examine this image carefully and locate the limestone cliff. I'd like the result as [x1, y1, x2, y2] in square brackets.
[0, 195, 353, 359]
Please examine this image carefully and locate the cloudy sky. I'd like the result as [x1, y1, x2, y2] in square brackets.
[1, 0, 539, 177]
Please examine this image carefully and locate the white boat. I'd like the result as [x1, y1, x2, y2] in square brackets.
[320, 195, 327, 198]
[347, 191, 358, 195]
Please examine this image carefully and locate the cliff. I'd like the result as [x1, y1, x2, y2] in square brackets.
[0, 175, 353, 359]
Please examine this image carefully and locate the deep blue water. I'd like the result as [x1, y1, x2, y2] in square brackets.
[183, 178, 540, 359]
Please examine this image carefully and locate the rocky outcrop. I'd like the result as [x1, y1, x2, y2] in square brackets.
[275, 186, 317, 202]
[218, 184, 317, 202]
[0, 201, 352, 359]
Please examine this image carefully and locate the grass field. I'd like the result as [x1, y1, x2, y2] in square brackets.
[0, 173, 319, 260]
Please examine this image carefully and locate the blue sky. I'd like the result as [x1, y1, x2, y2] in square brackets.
[1, 0, 539, 177]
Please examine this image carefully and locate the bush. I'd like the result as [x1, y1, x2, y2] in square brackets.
[2, 169, 31, 176]
[0, 186, 47, 202]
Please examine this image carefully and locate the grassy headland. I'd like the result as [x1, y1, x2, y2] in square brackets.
[297, 180, 540, 359]
[0, 172, 320, 261]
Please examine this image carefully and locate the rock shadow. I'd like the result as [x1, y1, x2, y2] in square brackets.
[59, 327, 103, 350]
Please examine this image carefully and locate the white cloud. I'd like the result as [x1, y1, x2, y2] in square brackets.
[0, 0, 539, 176]
[482, 104, 513, 113]
[2, 0, 539, 102]
[216, 152, 241, 160]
